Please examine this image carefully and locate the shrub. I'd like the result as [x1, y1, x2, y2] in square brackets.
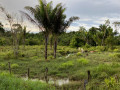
[70, 37, 85, 48]
[109, 53, 120, 58]
[48, 55, 54, 59]
[96, 46, 106, 51]
[11, 64, 19, 69]
[0, 63, 6, 68]
[114, 53, 120, 58]
[70, 72, 86, 81]
[58, 50, 70, 56]
[4, 52, 14, 59]
[113, 49, 119, 52]
[98, 72, 108, 79]
[104, 77, 116, 88]
[77, 58, 89, 65]
[93, 64, 116, 77]
[76, 52, 82, 56]
[60, 61, 74, 69]
[85, 43, 91, 48]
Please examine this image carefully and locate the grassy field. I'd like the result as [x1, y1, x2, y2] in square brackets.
[0, 72, 55, 90]
[0, 45, 120, 89]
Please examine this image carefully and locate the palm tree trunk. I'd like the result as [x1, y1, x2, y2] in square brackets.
[23, 37, 25, 50]
[54, 37, 57, 59]
[45, 35, 48, 60]
[50, 37, 53, 50]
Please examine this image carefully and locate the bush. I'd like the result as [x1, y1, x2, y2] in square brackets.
[11, 64, 19, 69]
[4, 52, 14, 59]
[98, 72, 108, 79]
[113, 49, 119, 52]
[109, 53, 120, 58]
[48, 55, 54, 59]
[85, 43, 91, 48]
[96, 46, 106, 51]
[58, 50, 70, 56]
[70, 72, 86, 81]
[104, 77, 116, 88]
[0, 63, 6, 68]
[93, 64, 116, 78]
[77, 58, 89, 65]
[76, 52, 82, 56]
[60, 61, 74, 69]
[70, 37, 85, 48]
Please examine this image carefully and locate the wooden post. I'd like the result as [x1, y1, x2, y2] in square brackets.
[86, 53, 88, 56]
[45, 67, 48, 83]
[8, 62, 11, 74]
[28, 68, 30, 79]
[87, 70, 91, 82]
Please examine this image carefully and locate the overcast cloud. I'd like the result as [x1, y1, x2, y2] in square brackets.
[0, 0, 120, 33]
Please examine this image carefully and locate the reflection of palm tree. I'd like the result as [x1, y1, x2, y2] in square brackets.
[21, 0, 54, 60]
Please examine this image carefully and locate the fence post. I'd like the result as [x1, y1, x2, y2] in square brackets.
[87, 70, 91, 82]
[28, 68, 30, 79]
[8, 62, 11, 74]
[45, 67, 48, 83]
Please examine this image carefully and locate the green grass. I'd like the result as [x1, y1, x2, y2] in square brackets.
[0, 72, 55, 90]
[0, 45, 120, 89]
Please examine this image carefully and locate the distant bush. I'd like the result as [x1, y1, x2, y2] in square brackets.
[0, 63, 6, 68]
[48, 55, 54, 59]
[58, 50, 70, 56]
[70, 72, 86, 81]
[109, 53, 120, 59]
[4, 52, 14, 59]
[77, 58, 89, 65]
[104, 77, 116, 88]
[70, 37, 85, 48]
[114, 53, 120, 58]
[76, 52, 82, 56]
[98, 72, 108, 79]
[11, 64, 19, 69]
[96, 46, 106, 51]
[113, 49, 119, 52]
[93, 64, 116, 78]
[85, 43, 91, 48]
[60, 61, 74, 69]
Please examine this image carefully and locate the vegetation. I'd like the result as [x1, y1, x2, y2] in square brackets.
[0, 0, 120, 89]
[0, 72, 55, 90]
[0, 45, 119, 89]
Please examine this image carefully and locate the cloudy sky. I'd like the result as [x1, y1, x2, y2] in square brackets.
[0, 0, 120, 33]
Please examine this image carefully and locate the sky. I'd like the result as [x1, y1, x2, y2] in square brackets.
[0, 0, 120, 33]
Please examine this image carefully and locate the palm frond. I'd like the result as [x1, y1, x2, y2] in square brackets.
[24, 6, 36, 15]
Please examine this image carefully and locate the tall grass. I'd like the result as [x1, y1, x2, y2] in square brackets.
[0, 72, 55, 90]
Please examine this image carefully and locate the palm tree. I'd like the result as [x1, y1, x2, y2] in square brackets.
[51, 4, 79, 58]
[21, 0, 54, 60]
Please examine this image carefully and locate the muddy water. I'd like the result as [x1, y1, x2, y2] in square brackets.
[22, 77, 70, 86]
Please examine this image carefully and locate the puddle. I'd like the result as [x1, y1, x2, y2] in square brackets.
[22, 77, 70, 86]
[49, 78, 69, 86]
